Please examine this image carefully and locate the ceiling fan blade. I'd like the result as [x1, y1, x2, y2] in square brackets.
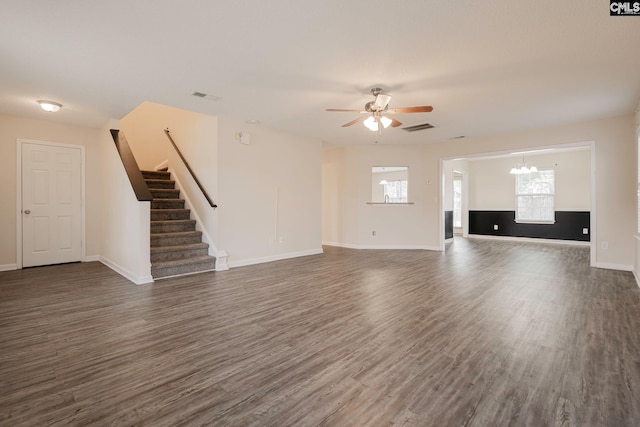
[383, 115, 403, 127]
[373, 94, 392, 110]
[326, 108, 362, 112]
[386, 106, 433, 114]
[342, 116, 367, 127]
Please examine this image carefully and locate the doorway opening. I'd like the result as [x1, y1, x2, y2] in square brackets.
[441, 142, 595, 267]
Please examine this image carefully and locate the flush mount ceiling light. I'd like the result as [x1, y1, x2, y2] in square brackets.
[37, 100, 62, 112]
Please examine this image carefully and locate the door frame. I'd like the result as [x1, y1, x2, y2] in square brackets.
[16, 139, 86, 269]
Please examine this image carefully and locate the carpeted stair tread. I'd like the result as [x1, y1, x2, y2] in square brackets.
[152, 255, 214, 268]
[150, 219, 197, 233]
[151, 255, 216, 279]
[151, 199, 185, 209]
[151, 209, 191, 220]
[151, 242, 209, 262]
[151, 242, 209, 254]
[141, 170, 171, 180]
[151, 230, 202, 247]
[150, 189, 181, 199]
[145, 179, 176, 189]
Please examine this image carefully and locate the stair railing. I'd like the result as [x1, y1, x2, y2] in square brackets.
[163, 128, 217, 208]
[110, 129, 153, 201]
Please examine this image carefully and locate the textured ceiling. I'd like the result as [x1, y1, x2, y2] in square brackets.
[1, 0, 639, 145]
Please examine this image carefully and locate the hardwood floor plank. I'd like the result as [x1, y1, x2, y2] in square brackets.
[0, 238, 639, 426]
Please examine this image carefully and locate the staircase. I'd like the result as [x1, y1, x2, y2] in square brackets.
[143, 170, 216, 279]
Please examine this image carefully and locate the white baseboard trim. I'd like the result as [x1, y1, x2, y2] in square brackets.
[0, 263, 18, 272]
[633, 269, 640, 289]
[99, 256, 154, 285]
[593, 262, 633, 272]
[322, 241, 441, 251]
[467, 234, 591, 246]
[228, 248, 324, 269]
[83, 255, 100, 262]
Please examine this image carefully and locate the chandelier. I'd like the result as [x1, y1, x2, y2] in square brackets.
[509, 156, 538, 174]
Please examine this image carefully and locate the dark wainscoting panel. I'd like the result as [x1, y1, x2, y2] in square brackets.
[445, 211, 454, 239]
[468, 211, 590, 241]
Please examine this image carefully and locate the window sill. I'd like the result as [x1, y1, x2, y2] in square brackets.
[514, 219, 556, 224]
[366, 202, 415, 205]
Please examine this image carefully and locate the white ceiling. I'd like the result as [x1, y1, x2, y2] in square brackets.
[1, 1, 639, 146]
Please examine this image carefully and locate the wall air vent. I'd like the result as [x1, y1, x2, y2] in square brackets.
[402, 123, 434, 132]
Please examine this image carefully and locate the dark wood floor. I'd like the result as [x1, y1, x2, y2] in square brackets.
[1, 239, 639, 426]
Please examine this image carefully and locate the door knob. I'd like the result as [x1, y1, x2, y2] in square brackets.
[24, 210, 31, 214]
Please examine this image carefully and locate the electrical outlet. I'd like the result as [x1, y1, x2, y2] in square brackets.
[601, 241, 609, 250]
[372, 231, 376, 236]
[493, 224, 499, 231]
[582, 228, 589, 235]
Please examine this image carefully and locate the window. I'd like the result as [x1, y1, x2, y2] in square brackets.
[515, 170, 555, 223]
[371, 166, 409, 203]
[381, 179, 408, 203]
[453, 177, 462, 228]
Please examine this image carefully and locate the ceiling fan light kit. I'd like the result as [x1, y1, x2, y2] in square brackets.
[326, 88, 433, 135]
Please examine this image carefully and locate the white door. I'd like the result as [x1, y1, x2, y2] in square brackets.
[22, 142, 82, 267]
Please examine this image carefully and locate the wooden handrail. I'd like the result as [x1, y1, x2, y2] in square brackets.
[163, 129, 217, 208]
[110, 129, 153, 202]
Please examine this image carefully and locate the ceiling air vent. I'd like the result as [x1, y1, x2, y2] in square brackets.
[192, 92, 222, 101]
[402, 123, 434, 132]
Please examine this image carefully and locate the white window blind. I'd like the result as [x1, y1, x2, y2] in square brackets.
[515, 170, 555, 222]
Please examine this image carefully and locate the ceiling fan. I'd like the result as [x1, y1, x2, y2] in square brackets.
[326, 87, 433, 132]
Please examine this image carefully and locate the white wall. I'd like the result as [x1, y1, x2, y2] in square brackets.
[467, 149, 591, 211]
[0, 114, 101, 270]
[323, 115, 636, 268]
[217, 116, 323, 267]
[322, 145, 436, 250]
[99, 120, 152, 284]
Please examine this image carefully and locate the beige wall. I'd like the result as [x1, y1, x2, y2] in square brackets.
[218, 117, 323, 266]
[0, 114, 102, 268]
[467, 149, 591, 211]
[323, 115, 636, 268]
[322, 145, 436, 249]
